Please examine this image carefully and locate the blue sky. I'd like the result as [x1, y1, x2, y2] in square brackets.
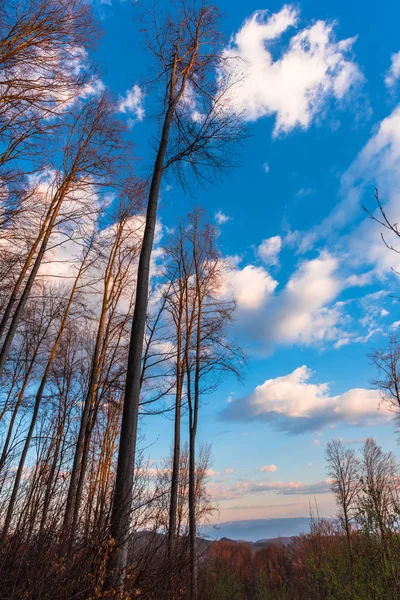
[90, 0, 400, 525]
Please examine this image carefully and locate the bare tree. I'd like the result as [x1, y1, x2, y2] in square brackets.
[370, 336, 400, 432]
[0, 0, 98, 169]
[106, 1, 245, 588]
[181, 210, 242, 599]
[358, 438, 399, 563]
[326, 439, 360, 571]
[163, 226, 191, 556]
[63, 191, 143, 546]
[0, 93, 125, 379]
[0, 243, 93, 544]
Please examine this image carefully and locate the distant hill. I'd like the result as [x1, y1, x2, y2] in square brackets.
[202, 517, 314, 543]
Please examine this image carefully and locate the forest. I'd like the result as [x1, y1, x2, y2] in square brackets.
[0, 0, 400, 598]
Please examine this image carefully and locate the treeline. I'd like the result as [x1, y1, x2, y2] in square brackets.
[0, 0, 245, 598]
[198, 437, 400, 600]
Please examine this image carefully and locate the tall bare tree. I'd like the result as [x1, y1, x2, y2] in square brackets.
[0, 93, 125, 379]
[106, 1, 245, 587]
[0, 0, 98, 169]
[326, 439, 360, 572]
[63, 191, 143, 545]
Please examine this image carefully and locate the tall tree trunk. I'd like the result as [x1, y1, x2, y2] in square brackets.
[63, 299, 108, 541]
[0, 172, 76, 379]
[0, 252, 87, 543]
[0, 194, 55, 342]
[0, 325, 49, 474]
[167, 301, 184, 554]
[104, 105, 175, 589]
[188, 298, 201, 600]
[63, 222, 123, 543]
[168, 374, 182, 553]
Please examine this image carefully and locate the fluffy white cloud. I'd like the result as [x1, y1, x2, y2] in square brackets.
[259, 464, 278, 473]
[385, 51, 400, 88]
[222, 243, 390, 351]
[221, 260, 278, 310]
[215, 210, 231, 224]
[221, 365, 388, 433]
[263, 162, 270, 173]
[263, 252, 343, 346]
[118, 84, 145, 123]
[257, 235, 281, 265]
[206, 469, 219, 477]
[222, 5, 363, 135]
[221, 252, 348, 351]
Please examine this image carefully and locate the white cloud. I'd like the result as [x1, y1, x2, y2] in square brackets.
[305, 462, 313, 468]
[224, 468, 234, 474]
[221, 252, 349, 351]
[259, 464, 278, 473]
[262, 252, 343, 346]
[222, 6, 363, 136]
[313, 439, 321, 446]
[263, 162, 270, 173]
[298, 104, 400, 272]
[257, 235, 281, 265]
[206, 469, 219, 477]
[118, 84, 145, 123]
[221, 365, 388, 433]
[220, 261, 278, 310]
[209, 477, 332, 500]
[247, 479, 332, 495]
[385, 51, 400, 88]
[215, 210, 231, 224]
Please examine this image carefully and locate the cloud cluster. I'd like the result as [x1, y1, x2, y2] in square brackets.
[223, 5, 363, 135]
[385, 51, 400, 88]
[221, 365, 388, 433]
[118, 84, 145, 124]
[259, 464, 278, 473]
[208, 476, 332, 501]
[228, 102, 400, 350]
[262, 253, 343, 346]
[215, 210, 231, 225]
[221, 260, 278, 310]
[227, 252, 346, 350]
[257, 236, 281, 265]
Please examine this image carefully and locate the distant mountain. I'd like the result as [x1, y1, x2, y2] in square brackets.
[202, 518, 314, 542]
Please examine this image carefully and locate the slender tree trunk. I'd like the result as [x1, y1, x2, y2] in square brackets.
[39, 420, 64, 535]
[188, 296, 201, 600]
[0, 334, 46, 473]
[188, 423, 197, 600]
[0, 172, 76, 379]
[168, 377, 182, 552]
[0, 202, 51, 342]
[105, 27, 202, 587]
[167, 303, 184, 554]
[63, 310, 107, 541]
[63, 224, 122, 543]
[0, 253, 86, 543]
[104, 106, 175, 590]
